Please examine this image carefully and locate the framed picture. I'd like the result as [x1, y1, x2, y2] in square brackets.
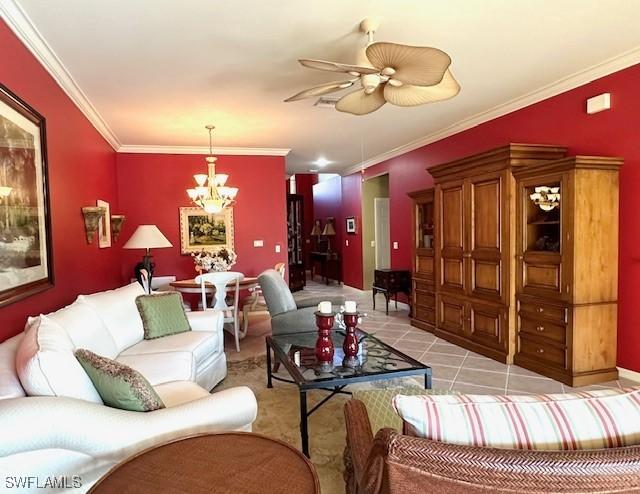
[0, 84, 53, 307]
[345, 216, 357, 234]
[179, 206, 234, 254]
[97, 199, 111, 248]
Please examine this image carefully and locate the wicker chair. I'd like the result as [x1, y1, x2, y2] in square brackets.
[344, 398, 640, 494]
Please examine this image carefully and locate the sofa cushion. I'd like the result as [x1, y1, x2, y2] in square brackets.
[116, 351, 194, 386]
[76, 349, 165, 412]
[78, 283, 145, 352]
[44, 299, 119, 359]
[394, 387, 640, 451]
[120, 330, 218, 367]
[153, 381, 211, 407]
[0, 334, 26, 400]
[15, 317, 102, 403]
[135, 292, 191, 340]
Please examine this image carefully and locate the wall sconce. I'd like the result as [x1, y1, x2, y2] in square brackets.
[111, 215, 126, 242]
[81, 206, 105, 244]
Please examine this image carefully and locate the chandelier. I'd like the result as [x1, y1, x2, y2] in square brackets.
[186, 125, 238, 214]
[529, 186, 560, 211]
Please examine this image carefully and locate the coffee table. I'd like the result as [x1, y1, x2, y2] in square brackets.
[265, 329, 432, 457]
[89, 432, 320, 493]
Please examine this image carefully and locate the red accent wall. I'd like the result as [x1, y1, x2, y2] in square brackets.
[341, 174, 364, 289]
[116, 153, 287, 283]
[344, 63, 640, 371]
[0, 20, 121, 340]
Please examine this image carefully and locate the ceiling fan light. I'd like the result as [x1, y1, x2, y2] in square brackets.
[388, 79, 403, 87]
[381, 67, 396, 76]
[194, 174, 208, 186]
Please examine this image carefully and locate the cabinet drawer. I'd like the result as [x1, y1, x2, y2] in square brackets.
[519, 336, 566, 368]
[519, 300, 567, 324]
[414, 306, 435, 325]
[519, 316, 566, 344]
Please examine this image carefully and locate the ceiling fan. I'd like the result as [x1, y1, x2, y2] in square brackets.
[285, 18, 460, 115]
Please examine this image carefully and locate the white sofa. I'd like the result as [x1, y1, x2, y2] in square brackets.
[0, 282, 258, 492]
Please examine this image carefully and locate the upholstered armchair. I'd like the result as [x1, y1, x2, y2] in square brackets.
[258, 269, 345, 335]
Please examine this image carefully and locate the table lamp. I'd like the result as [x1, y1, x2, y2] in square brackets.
[321, 218, 336, 252]
[123, 225, 172, 293]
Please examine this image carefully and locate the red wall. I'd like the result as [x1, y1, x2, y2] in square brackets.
[0, 20, 121, 340]
[116, 153, 287, 283]
[344, 63, 640, 371]
[341, 174, 364, 289]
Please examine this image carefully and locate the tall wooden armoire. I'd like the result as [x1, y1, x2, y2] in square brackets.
[427, 144, 567, 364]
[512, 156, 622, 386]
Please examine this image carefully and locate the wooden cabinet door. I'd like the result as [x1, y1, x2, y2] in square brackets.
[468, 300, 507, 352]
[516, 172, 569, 301]
[468, 171, 506, 303]
[437, 181, 466, 295]
[437, 293, 466, 336]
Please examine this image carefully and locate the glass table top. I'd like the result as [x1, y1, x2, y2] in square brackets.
[268, 329, 430, 387]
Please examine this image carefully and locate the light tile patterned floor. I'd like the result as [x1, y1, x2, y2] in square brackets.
[225, 279, 637, 394]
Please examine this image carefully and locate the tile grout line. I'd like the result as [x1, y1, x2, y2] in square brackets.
[449, 351, 470, 390]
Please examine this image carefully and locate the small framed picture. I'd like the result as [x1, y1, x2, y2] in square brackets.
[345, 216, 357, 234]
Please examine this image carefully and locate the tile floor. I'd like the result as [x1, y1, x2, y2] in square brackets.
[224, 279, 636, 394]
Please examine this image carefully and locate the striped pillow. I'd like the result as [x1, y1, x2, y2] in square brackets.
[393, 387, 640, 450]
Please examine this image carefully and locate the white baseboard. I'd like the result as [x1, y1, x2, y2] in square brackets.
[617, 367, 640, 383]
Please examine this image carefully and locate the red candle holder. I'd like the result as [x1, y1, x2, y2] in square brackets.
[342, 312, 360, 367]
[315, 311, 335, 371]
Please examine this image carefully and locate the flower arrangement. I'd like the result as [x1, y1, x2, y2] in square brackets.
[192, 248, 237, 272]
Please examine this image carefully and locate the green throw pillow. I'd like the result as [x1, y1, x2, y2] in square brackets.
[75, 349, 165, 412]
[135, 292, 191, 340]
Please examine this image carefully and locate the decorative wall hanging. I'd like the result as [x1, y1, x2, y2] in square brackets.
[81, 207, 105, 244]
[345, 216, 358, 234]
[110, 215, 126, 242]
[0, 84, 53, 307]
[97, 199, 111, 248]
[179, 206, 234, 255]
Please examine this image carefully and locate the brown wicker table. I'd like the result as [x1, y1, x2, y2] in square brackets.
[89, 433, 320, 494]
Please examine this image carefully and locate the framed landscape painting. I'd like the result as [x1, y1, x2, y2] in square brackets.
[0, 84, 53, 307]
[179, 207, 234, 254]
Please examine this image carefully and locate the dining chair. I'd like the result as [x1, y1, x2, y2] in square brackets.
[241, 263, 286, 335]
[195, 271, 243, 352]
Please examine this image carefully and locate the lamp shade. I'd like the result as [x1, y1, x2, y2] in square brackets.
[310, 221, 322, 236]
[322, 220, 336, 236]
[123, 225, 172, 250]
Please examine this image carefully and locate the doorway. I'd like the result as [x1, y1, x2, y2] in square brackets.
[362, 174, 389, 289]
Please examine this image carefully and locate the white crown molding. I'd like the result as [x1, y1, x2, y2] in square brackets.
[0, 0, 121, 150]
[117, 145, 290, 156]
[342, 45, 640, 176]
[618, 367, 640, 383]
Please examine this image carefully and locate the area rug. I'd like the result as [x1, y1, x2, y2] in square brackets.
[216, 355, 424, 494]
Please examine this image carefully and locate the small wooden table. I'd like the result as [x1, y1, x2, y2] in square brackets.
[89, 433, 320, 494]
[372, 269, 411, 315]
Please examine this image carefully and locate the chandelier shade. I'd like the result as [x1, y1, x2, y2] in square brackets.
[186, 125, 238, 213]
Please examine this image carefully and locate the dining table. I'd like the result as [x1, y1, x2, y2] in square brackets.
[170, 276, 259, 310]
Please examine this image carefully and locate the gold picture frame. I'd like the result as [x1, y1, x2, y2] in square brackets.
[179, 207, 234, 255]
[97, 199, 111, 248]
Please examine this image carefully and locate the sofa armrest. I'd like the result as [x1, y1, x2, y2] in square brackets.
[187, 309, 224, 353]
[295, 295, 346, 309]
[0, 386, 257, 461]
[344, 399, 375, 493]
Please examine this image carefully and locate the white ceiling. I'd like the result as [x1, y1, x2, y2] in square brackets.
[8, 0, 640, 174]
